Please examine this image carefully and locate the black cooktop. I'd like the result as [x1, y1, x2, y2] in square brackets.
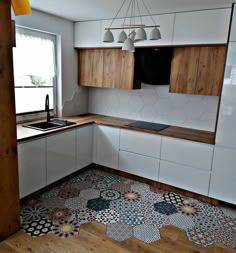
[127, 121, 170, 131]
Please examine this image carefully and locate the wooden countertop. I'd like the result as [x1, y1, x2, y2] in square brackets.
[17, 114, 215, 144]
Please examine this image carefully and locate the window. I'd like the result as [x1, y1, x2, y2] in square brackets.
[13, 27, 56, 115]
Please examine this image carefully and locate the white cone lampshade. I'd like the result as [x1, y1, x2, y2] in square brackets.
[118, 30, 127, 43]
[103, 30, 114, 42]
[130, 30, 136, 41]
[150, 27, 161, 40]
[135, 28, 147, 42]
[122, 38, 135, 52]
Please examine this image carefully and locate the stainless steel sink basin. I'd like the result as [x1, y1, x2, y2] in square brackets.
[23, 119, 76, 131]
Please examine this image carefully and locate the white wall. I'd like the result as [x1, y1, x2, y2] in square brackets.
[88, 84, 219, 131]
[13, 9, 88, 116]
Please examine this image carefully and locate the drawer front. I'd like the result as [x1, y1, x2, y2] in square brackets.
[161, 137, 214, 170]
[119, 150, 159, 181]
[159, 160, 210, 195]
[120, 129, 161, 158]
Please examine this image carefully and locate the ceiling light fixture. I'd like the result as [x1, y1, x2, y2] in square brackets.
[103, 0, 161, 52]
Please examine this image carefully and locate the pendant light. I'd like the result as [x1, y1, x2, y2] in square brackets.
[103, 0, 162, 52]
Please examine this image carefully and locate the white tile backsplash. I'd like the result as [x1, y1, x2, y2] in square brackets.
[88, 84, 219, 131]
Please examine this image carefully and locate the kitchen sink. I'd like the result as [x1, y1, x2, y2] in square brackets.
[23, 119, 76, 131]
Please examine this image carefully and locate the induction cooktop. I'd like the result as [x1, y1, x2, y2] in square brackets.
[127, 121, 170, 131]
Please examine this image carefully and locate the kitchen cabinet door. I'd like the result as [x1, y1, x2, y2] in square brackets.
[173, 8, 231, 45]
[216, 42, 236, 148]
[170, 46, 226, 96]
[76, 125, 93, 170]
[230, 6, 236, 42]
[209, 146, 236, 204]
[94, 125, 119, 169]
[78, 49, 104, 87]
[119, 150, 159, 180]
[74, 21, 102, 48]
[18, 138, 46, 198]
[46, 129, 76, 185]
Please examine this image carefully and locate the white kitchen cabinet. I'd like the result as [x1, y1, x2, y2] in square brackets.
[230, 6, 236, 42]
[173, 8, 231, 45]
[161, 137, 214, 171]
[120, 129, 161, 158]
[76, 125, 93, 170]
[94, 125, 119, 169]
[46, 129, 76, 185]
[119, 150, 159, 180]
[74, 21, 102, 48]
[209, 146, 236, 204]
[135, 14, 175, 47]
[18, 138, 46, 198]
[159, 160, 210, 196]
[216, 42, 236, 148]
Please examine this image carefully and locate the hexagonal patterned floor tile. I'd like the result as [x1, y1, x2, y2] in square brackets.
[58, 187, 80, 199]
[120, 209, 145, 226]
[177, 202, 202, 217]
[106, 223, 133, 242]
[65, 197, 88, 211]
[121, 191, 142, 202]
[79, 188, 100, 200]
[169, 213, 195, 231]
[95, 209, 120, 224]
[101, 190, 121, 201]
[87, 197, 110, 211]
[21, 205, 48, 223]
[186, 228, 216, 247]
[134, 224, 161, 243]
[220, 207, 236, 219]
[220, 217, 236, 231]
[22, 219, 53, 238]
[132, 200, 154, 215]
[193, 215, 222, 231]
[72, 208, 97, 224]
[110, 199, 134, 213]
[41, 196, 65, 210]
[144, 212, 170, 227]
[131, 183, 150, 195]
[199, 204, 225, 218]
[162, 192, 184, 206]
[144, 191, 162, 204]
[52, 218, 80, 238]
[213, 228, 236, 249]
[111, 182, 132, 193]
[154, 201, 178, 215]
[48, 207, 72, 222]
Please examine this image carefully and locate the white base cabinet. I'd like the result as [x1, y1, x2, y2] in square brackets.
[18, 138, 46, 198]
[94, 125, 119, 169]
[209, 146, 236, 204]
[119, 150, 159, 180]
[159, 160, 210, 196]
[76, 125, 93, 170]
[46, 129, 76, 185]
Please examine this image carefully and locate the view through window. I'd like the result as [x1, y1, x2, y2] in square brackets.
[13, 27, 56, 115]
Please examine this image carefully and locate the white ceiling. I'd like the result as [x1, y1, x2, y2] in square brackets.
[30, 0, 235, 22]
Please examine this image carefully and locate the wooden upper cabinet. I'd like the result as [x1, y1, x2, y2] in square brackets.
[78, 48, 140, 90]
[170, 46, 227, 96]
[78, 49, 103, 88]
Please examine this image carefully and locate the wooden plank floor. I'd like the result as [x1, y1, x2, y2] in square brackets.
[0, 222, 235, 253]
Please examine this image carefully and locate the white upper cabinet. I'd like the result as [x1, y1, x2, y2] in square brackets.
[135, 14, 175, 47]
[74, 21, 102, 47]
[173, 8, 231, 45]
[18, 138, 46, 198]
[230, 6, 236, 42]
[209, 146, 236, 204]
[215, 42, 236, 148]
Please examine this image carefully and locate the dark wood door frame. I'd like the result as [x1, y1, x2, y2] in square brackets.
[0, 0, 20, 240]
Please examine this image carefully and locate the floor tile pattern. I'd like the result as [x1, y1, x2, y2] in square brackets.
[133, 224, 161, 243]
[20, 168, 236, 250]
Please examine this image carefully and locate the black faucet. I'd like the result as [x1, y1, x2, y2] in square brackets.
[45, 94, 50, 122]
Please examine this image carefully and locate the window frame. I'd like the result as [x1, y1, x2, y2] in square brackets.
[14, 26, 58, 121]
